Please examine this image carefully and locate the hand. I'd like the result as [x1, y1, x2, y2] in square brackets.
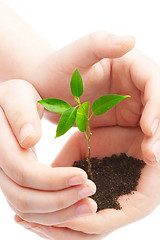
[15, 127, 160, 239]
[16, 31, 160, 239]
[33, 31, 160, 165]
[0, 80, 97, 227]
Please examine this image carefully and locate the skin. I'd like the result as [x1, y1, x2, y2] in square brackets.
[0, 80, 97, 223]
[15, 127, 160, 239]
[11, 33, 160, 239]
[0, 3, 160, 239]
[33, 31, 160, 165]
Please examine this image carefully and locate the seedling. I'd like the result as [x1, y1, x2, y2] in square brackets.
[38, 69, 130, 179]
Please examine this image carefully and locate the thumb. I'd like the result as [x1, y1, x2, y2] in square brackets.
[50, 31, 136, 70]
[0, 79, 43, 148]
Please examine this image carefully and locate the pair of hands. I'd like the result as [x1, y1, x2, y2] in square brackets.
[1, 32, 160, 240]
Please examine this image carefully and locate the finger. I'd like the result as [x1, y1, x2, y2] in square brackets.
[0, 107, 88, 190]
[55, 176, 156, 235]
[0, 169, 96, 213]
[129, 54, 160, 164]
[141, 132, 160, 165]
[53, 31, 135, 70]
[10, 198, 97, 225]
[0, 79, 43, 148]
[123, 52, 160, 137]
[15, 215, 103, 240]
[55, 209, 126, 234]
[55, 198, 147, 235]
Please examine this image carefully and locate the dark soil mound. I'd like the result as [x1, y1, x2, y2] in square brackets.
[73, 153, 146, 211]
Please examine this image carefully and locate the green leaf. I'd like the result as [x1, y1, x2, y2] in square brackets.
[55, 107, 77, 138]
[76, 102, 90, 132]
[38, 99, 71, 114]
[70, 69, 83, 97]
[92, 94, 130, 116]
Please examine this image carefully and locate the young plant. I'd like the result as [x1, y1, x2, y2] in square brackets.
[38, 69, 130, 179]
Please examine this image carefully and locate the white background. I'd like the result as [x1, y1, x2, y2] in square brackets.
[0, 0, 160, 239]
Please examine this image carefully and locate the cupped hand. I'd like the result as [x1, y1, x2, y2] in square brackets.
[16, 31, 160, 239]
[16, 126, 160, 239]
[34, 31, 160, 165]
[0, 80, 97, 227]
[53, 127, 160, 233]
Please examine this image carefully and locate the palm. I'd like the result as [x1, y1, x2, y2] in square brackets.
[52, 126, 160, 234]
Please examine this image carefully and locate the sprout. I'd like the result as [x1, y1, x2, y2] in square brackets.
[38, 69, 130, 179]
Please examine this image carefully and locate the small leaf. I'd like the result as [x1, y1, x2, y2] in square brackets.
[76, 102, 90, 132]
[92, 94, 130, 116]
[38, 99, 71, 114]
[55, 107, 77, 138]
[70, 69, 83, 97]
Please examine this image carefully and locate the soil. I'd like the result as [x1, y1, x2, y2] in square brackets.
[73, 153, 146, 211]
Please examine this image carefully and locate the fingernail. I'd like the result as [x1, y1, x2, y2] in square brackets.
[151, 119, 159, 135]
[78, 187, 95, 200]
[19, 123, 35, 143]
[68, 176, 85, 186]
[110, 35, 131, 44]
[153, 140, 160, 163]
[76, 204, 93, 217]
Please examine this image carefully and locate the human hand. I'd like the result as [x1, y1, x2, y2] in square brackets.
[15, 126, 160, 239]
[34, 31, 160, 165]
[16, 31, 160, 239]
[0, 80, 97, 228]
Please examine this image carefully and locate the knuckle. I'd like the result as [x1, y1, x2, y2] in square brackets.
[87, 32, 111, 61]
[8, 79, 34, 91]
[42, 174, 55, 190]
[88, 32, 100, 54]
[139, 116, 146, 131]
[88, 31, 109, 41]
[11, 110, 24, 130]
[44, 168, 64, 190]
[88, 31, 111, 48]
[56, 197, 66, 210]
[141, 141, 153, 161]
[0, 80, 27, 99]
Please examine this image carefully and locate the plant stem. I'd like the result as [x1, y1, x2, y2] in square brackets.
[75, 97, 80, 104]
[87, 126, 92, 161]
[88, 112, 93, 120]
[75, 96, 93, 180]
[84, 131, 89, 141]
[86, 125, 93, 180]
